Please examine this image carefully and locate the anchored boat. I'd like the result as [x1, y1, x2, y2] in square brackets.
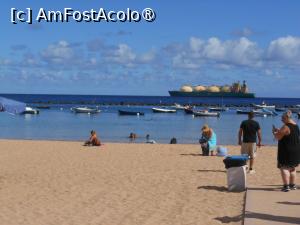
[193, 110, 220, 117]
[152, 107, 177, 113]
[71, 107, 100, 114]
[118, 110, 145, 116]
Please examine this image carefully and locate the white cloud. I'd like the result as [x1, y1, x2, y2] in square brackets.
[203, 37, 262, 66]
[204, 37, 226, 60]
[189, 37, 204, 52]
[172, 37, 262, 69]
[41, 41, 78, 65]
[268, 36, 300, 64]
[105, 44, 136, 67]
[172, 53, 201, 69]
[3, 35, 300, 89]
[138, 50, 156, 63]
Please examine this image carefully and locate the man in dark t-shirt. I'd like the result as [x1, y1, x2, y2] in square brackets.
[238, 112, 262, 174]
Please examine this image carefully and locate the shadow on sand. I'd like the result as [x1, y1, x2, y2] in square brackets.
[214, 215, 243, 223]
[277, 201, 300, 206]
[180, 153, 203, 156]
[197, 169, 226, 173]
[197, 185, 228, 192]
[245, 211, 300, 224]
[247, 187, 280, 192]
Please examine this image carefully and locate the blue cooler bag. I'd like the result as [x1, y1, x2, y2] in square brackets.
[223, 155, 248, 169]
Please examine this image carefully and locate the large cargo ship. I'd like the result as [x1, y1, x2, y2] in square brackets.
[169, 81, 255, 98]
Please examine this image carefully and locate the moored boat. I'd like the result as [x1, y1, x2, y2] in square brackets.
[118, 110, 145, 116]
[252, 102, 275, 109]
[71, 107, 100, 114]
[22, 107, 39, 115]
[184, 107, 194, 114]
[152, 107, 177, 113]
[193, 110, 220, 117]
[172, 103, 185, 110]
[236, 109, 276, 116]
[209, 107, 228, 112]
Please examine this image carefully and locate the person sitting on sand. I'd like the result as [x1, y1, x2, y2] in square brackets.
[84, 130, 101, 146]
[199, 124, 217, 156]
[146, 134, 156, 144]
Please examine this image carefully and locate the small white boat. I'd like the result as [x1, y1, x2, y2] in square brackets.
[71, 107, 100, 114]
[209, 107, 228, 112]
[172, 103, 185, 110]
[236, 109, 276, 117]
[193, 110, 220, 117]
[253, 102, 275, 109]
[22, 107, 39, 115]
[152, 107, 177, 113]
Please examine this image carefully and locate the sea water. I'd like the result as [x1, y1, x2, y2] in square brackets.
[0, 102, 298, 144]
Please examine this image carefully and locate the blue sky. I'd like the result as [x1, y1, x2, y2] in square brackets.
[1, 0, 300, 97]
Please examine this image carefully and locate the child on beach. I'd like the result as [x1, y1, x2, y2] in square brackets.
[84, 130, 101, 146]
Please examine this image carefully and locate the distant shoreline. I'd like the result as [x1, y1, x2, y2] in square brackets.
[1, 92, 300, 99]
[1, 93, 300, 107]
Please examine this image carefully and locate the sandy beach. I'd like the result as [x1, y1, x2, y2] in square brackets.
[0, 140, 287, 225]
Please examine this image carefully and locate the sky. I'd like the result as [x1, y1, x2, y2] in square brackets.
[0, 0, 300, 97]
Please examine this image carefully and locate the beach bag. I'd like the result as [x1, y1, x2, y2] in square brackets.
[170, 137, 177, 144]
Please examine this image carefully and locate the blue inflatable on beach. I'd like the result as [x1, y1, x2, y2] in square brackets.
[217, 146, 228, 156]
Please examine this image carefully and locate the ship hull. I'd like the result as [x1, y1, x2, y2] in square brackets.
[169, 91, 255, 98]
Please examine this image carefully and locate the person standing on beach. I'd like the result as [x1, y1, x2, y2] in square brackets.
[273, 111, 300, 192]
[238, 111, 262, 174]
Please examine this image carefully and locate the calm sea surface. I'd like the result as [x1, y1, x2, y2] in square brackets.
[0, 94, 300, 144]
